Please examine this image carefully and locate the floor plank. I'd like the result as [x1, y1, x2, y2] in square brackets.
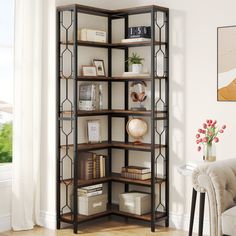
[1, 219, 192, 236]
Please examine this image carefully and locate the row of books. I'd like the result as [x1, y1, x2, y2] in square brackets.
[121, 166, 151, 180]
[78, 152, 107, 180]
[78, 183, 103, 197]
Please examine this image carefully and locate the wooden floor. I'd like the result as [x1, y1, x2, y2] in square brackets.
[1, 218, 191, 236]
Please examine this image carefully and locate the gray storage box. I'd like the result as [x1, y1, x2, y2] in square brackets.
[78, 194, 107, 216]
[119, 192, 151, 215]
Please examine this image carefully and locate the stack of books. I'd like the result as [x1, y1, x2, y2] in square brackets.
[121, 166, 151, 180]
[78, 183, 103, 197]
[121, 38, 151, 43]
[78, 152, 107, 180]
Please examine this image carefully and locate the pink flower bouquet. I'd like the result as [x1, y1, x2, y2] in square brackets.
[196, 119, 226, 152]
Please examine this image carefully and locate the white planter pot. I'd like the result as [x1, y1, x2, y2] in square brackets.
[132, 64, 142, 73]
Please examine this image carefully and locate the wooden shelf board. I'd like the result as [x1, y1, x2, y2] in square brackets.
[60, 204, 166, 224]
[60, 141, 166, 151]
[112, 141, 166, 151]
[61, 210, 111, 224]
[77, 76, 153, 81]
[112, 41, 166, 48]
[60, 75, 167, 81]
[60, 109, 167, 117]
[61, 173, 165, 187]
[77, 176, 110, 187]
[111, 204, 166, 222]
[57, 4, 168, 16]
[60, 40, 166, 48]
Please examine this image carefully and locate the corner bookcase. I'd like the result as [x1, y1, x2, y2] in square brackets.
[56, 4, 169, 234]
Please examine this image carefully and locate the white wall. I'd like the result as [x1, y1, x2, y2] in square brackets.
[39, 0, 236, 234]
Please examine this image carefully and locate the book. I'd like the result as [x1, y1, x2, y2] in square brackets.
[121, 171, 151, 180]
[81, 183, 103, 190]
[122, 72, 150, 77]
[78, 152, 94, 180]
[95, 155, 100, 178]
[122, 166, 151, 174]
[98, 155, 107, 178]
[78, 152, 107, 180]
[93, 153, 96, 179]
[78, 190, 103, 197]
[78, 187, 102, 194]
[121, 38, 151, 43]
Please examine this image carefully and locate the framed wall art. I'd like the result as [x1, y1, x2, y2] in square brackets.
[217, 26, 236, 101]
[93, 59, 106, 76]
[86, 120, 101, 143]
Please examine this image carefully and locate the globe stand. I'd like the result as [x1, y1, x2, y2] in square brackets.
[133, 139, 143, 145]
[130, 102, 146, 111]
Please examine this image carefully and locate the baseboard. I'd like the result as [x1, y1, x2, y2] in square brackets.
[0, 214, 11, 232]
[40, 211, 56, 230]
[169, 212, 210, 235]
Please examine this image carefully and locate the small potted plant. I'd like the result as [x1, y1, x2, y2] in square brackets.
[126, 52, 144, 73]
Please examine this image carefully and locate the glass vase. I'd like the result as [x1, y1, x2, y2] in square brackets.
[203, 143, 216, 162]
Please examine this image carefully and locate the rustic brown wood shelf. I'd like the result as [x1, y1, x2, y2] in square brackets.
[60, 40, 166, 48]
[112, 41, 166, 48]
[61, 173, 165, 188]
[60, 210, 111, 224]
[60, 141, 166, 152]
[60, 109, 167, 118]
[60, 75, 167, 81]
[110, 204, 167, 222]
[60, 204, 167, 224]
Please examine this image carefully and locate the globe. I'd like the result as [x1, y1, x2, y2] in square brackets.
[126, 118, 148, 144]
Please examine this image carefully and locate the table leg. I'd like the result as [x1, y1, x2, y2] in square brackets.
[189, 188, 197, 236]
[198, 192, 205, 236]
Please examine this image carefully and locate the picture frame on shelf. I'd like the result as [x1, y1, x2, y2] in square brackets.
[82, 66, 97, 76]
[86, 119, 101, 143]
[93, 59, 106, 77]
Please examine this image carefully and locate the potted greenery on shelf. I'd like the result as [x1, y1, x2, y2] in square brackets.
[126, 53, 144, 73]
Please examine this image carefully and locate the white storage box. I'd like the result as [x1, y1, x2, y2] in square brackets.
[80, 29, 106, 43]
[119, 192, 151, 215]
[78, 194, 107, 216]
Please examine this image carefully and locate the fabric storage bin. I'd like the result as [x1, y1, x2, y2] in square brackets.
[119, 192, 151, 215]
[78, 194, 107, 216]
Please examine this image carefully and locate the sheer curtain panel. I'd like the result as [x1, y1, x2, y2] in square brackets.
[12, 0, 43, 230]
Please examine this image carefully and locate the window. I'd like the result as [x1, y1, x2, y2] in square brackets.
[0, 0, 14, 164]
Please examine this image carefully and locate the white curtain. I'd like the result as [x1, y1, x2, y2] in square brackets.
[12, 0, 43, 230]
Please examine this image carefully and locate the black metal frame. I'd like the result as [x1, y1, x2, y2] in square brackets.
[188, 188, 206, 236]
[56, 4, 169, 234]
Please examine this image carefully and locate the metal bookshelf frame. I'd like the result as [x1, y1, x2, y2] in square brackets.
[56, 4, 169, 234]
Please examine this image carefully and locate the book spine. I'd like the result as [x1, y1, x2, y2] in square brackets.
[100, 155, 103, 178]
[103, 156, 105, 177]
[96, 155, 100, 179]
[93, 153, 96, 179]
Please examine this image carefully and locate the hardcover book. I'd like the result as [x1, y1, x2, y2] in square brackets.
[122, 166, 150, 174]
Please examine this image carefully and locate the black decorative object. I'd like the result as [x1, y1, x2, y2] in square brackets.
[56, 4, 169, 234]
[128, 26, 151, 39]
